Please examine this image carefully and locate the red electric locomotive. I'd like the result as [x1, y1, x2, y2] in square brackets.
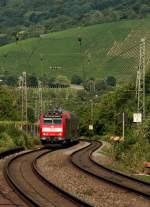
[39, 110, 79, 144]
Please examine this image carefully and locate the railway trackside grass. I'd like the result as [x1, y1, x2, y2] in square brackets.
[133, 175, 150, 183]
[94, 138, 150, 183]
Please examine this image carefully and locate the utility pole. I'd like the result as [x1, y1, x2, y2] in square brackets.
[122, 112, 125, 139]
[38, 80, 43, 116]
[34, 99, 38, 122]
[136, 70, 140, 97]
[136, 38, 146, 120]
[23, 72, 28, 123]
[78, 36, 85, 81]
[18, 76, 23, 124]
[90, 80, 96, 94]
[88, 99, 94, 135]
[19, 72, 28, 128]
[91, 99, 94, 126]
[65, 87, 69, 100]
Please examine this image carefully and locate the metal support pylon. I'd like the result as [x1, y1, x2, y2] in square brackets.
[136, 38, 146, 120]
[38, 80, 43, 115]
[19, 72, 28, 126]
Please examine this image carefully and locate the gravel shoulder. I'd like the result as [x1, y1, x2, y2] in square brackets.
[37, 141, 150, 207]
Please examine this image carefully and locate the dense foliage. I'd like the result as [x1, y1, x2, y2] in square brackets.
[0, 86, 35, 151]
[1, 71, 150, 172]
[0, 123, 34, 151]
[0, 0, 150, 44]
[0, 85, 19, 120]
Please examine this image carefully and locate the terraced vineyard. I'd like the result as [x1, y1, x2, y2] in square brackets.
[0, 18, 150, 80]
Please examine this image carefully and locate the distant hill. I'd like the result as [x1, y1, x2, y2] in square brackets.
[0, 18, 150, 81]
[0, 0, 150, 45]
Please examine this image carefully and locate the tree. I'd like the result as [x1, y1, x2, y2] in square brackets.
[48, 77, 56, 87]
[106, 76, 116, 87]
[27, 107, 35, 123]
[145, 72, 150, 94]
[71, 74, 82, 85]
[77, 89, 89, 101]
[83, 78, 95, 92]
[0, 33, 10, 46]
[4, 75, 17, 86]
[55, 75, 70, 87]
[0, 86, 18, 120]
[0, 0, 7, 7]
[27, 74, 38, 87]
[95, 79, 107, 92]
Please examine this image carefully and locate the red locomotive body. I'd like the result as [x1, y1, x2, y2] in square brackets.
[39, 110, 78, 144]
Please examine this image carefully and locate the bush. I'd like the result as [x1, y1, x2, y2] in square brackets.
[0, 123, 34, 151]
[0, 132, 15, 149]
[55, 75, 70, 86]
[112, 126, 150, 173]
[143, 118, 150, 143]
[71, 75, 83, 85]
[0, 86, 18, 120]
[91, 135, 101, 140]
[106, 76, 116, 87]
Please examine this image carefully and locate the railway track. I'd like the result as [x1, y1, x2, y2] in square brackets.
[0, 147, 27, 207]
[4, 147, 92, 207]
[71, 140, 150, 198]
[0, 147, 24, 159]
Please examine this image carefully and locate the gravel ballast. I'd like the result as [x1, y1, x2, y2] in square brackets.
[37, 142, 150, 207]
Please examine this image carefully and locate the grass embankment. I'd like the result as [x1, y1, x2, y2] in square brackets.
[0, 18, 150, 80]
[97, 135, 150, 183]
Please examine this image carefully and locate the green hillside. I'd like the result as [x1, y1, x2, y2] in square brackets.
[0, 0, 150, 45]
[0, 18, 150, 80]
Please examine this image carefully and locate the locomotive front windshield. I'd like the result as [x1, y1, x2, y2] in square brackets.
[44, 117, 62, 124]
[53, 117, 61, 124]
[44, 118, 53, 124]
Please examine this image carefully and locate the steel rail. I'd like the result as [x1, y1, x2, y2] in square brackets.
[4, 146, 93, 207]
[71, 140, 150, 198]
[0, 147, 24, 159]
[89, 141, 150, 186]
[0, 147, 25, 206]
[4, 149, 44, 207]
[32, 149, 93, 207]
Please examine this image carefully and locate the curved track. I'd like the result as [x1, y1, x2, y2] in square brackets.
[4, 147, 92, 207]
[0, 191, 21, 207]
[0, 147, 24, 159]
[71, 140, 150, 198]
[0, 147, 27, 207]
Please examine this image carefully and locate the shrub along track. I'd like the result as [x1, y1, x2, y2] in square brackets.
[71, 140, 150, 199]
[4, 146, 92, 207]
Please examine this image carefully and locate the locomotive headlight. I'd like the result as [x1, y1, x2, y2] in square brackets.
[58, 137, 62, 140]
[41, 138, 46, 140]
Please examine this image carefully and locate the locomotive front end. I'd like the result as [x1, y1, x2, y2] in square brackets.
[40, 113, 65, 144]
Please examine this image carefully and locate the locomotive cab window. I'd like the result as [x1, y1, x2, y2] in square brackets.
[44, 118, 53, 124]
[53, 118, 62, 124]
[43, 117, 62, 124]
